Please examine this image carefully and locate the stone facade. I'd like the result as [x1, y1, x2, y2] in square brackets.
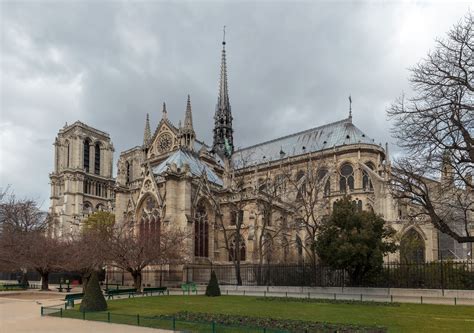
[49, 40, 466, 265]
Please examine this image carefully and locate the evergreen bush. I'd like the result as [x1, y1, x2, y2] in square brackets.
[79, 271, 107, 312]
[205, 270, 221, 297]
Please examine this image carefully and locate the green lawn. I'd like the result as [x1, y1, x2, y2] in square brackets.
[64, 295, 474, 332]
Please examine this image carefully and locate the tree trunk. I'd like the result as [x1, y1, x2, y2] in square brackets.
[235, 261, 242, 286]
[131, 270, 142, 292]
[82, 271, 92, 292]
[40, 271, 49, 291]
[20, 270, 29, 287]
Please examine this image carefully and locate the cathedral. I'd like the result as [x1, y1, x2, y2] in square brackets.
[49, 38, 457, 267]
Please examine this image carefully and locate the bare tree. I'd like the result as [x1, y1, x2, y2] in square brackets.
[62, 212, 115, 289]
[388, 12, 474, 243]
[283, 157, 330, 266]
[105, 220, 188, 292]
[0, 191, 65, 290]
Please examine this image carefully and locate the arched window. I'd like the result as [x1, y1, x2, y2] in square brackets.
[339, 163, 354, 192]
[138, 196, 161, 240]
[362, 162, 375, 191]
[352, 199, 363, 212]
[318, 169, 331, 196]
[228, 234, 246, 262]
[400, 229, 425, 263]
[296, 235, 303, 263]
[296, 170, 305, 199]
[83, 139, 91, 172]
[282, 236, 289, 262]
[66, 141, 70, 168]
[94, 142, 101, 175]
[263, 232, 273, 262]
[194, 201, 209, 257]
[83, 201, 92, 215]
[126, 161, 132, 184]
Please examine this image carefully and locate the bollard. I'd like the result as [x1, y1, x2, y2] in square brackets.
[391, 295, 393, 303]
[307, 292, 310, 299]
[421, 296, 423, 304]
[264, 291, 266, 297]
[108, 312, 110, 323]
[173, 317, 176, 330]
[137, 314, 140, 326]
[360, 294, 363, 302]
[41, 306, 43, 316]
[60, 308, 63, 318]
[285, 291, 288, 297]
[226, 290, 229, 295]
[211, 321, 216, 333]
[334, 293, 336, 300]
[82, 310, 85, 320]
[243, 290, 246, 296]
[454, 297, 457, 306]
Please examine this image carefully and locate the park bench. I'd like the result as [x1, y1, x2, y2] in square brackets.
[2, 283, 28, 290]
[181, 282, 198, 295]
[56, 281, 72, 293]
[143, 287, 168, 296]
[64, 293, 84, 308]
[105, 288, 137, 300]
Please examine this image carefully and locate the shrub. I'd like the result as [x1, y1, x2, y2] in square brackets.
[205, 270, 221, 297]
[80, 271, 107, 312]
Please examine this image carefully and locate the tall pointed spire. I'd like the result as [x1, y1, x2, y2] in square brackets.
[218, 26, 230, 110]
[212, 26, 234, 158]
[143, 113, 151, 146]
[184, 94, 193, 129]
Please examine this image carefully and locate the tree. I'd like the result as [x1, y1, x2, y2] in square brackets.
[79, 271, 107, 312]
[62, 212, 115, 290]
[205, 270, 221, 297]
[283, 157, 330, 267]
[388, 12, 474, 243]
[0, 191, 65, 290]
[106, 220, 188, 292]
[315, 196, 397, 285]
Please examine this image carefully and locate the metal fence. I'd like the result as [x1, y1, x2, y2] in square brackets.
[184, 261, 474, 290]
[3, 261, 473, 290]
[41, 305, 288, 333]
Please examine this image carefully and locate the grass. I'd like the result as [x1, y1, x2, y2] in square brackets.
[60, 295, 474, 332]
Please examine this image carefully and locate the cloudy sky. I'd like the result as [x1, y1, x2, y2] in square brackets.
[0, 0, 471, 208]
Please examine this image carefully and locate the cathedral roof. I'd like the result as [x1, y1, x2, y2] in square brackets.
[232, 118, 376, 168]
[152, 149, 223, 186]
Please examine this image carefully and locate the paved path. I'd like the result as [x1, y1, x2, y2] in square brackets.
[0, 292, 170, 332]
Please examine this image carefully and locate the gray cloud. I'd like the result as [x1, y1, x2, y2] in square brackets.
[0, 1, 471, 207]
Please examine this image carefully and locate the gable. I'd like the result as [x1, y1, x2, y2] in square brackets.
[148, 120, 179, 159]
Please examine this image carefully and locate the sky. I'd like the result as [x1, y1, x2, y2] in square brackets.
[0, 0, 471, 208]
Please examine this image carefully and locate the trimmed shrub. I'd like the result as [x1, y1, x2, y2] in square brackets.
[205, 270, 221, 297]
[80, 271, 107, 312]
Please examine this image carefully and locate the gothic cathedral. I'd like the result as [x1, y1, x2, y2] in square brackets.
[49, 38, 445, 267]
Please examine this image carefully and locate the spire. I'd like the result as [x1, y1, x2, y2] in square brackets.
[212, 26, 234, 158]
[162, 102, 168, 120]
[143, 113, 151, 146]
[179, 95, 195, 150]
[184, 94, 193, 130]
[218, 26, 230, 110]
